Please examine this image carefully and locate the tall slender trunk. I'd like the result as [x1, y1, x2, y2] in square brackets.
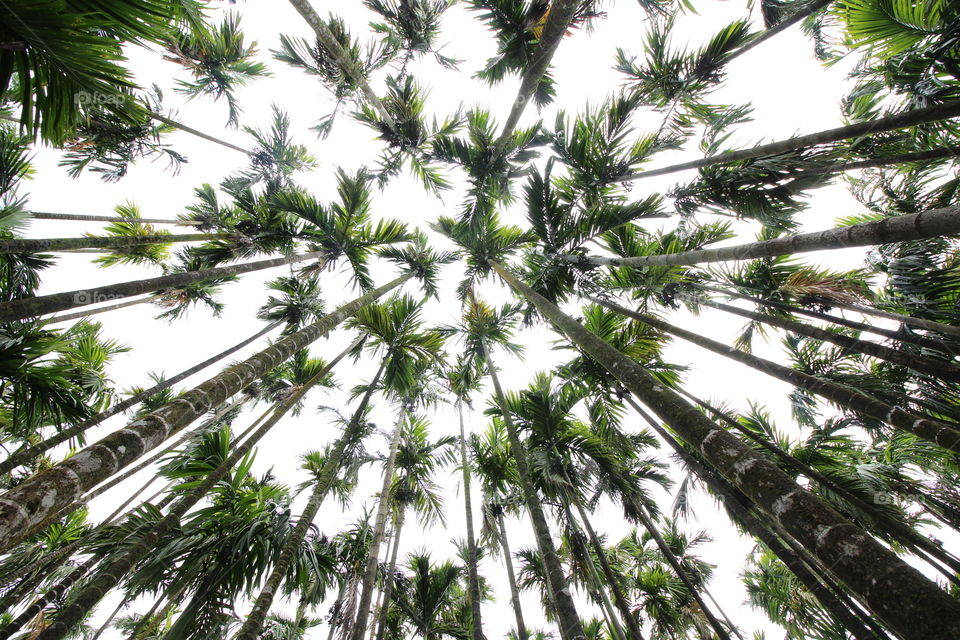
[456, 402, 486, 640]
[562, 479, 646, 640]
[496, 509, 528, 640]
[675, 388, 960, 580]
[0, 249, 327, 322]
[559, 501, 628, 640]
[233, 347, 382, 640]
[828, 298, 960, 339]
[481, 340, 586, 640]
[29, 211, 200, 225]
[89, 596, 127, 640]
[765, 146, 960, 182]
[730, 0, 832, 59]
[285, 0, 398, 134]
[0, 274, 410, 554]
[0, 233, 221, 254]
[491, 0, 581, 155]
[348, 412, 406, 640]
[587, 295, 960, 452]
[46, 294, 164, 324]
[0, 321, 282, 477]
[373, 511, 405, 640]
[628, 397, 886, 640]
[490, 259, 960, 638]
[554, 204, 960, 268]
[691, 284, 954, 354]
[621, 100, 960, 181]
[146, 110, 249, 154]
[34, 322, 370, 640]
[694, 296, 960, 381]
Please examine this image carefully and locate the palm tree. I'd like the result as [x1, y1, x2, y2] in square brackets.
[486, 250, 960, 638]
[165, 12, 270, 127]
[392, 552, 467, 640]
[363, 0, 459, 69]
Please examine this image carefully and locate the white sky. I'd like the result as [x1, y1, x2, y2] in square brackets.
[17, 0, 946, 638]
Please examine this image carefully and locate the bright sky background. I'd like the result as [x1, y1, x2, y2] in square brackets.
[18, 0, 942, 638]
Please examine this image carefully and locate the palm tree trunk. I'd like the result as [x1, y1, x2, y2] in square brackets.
[554, 204, 960, 268]
[730, 0, 832, 59]
[490, 259, 960, 639]
[0, 274, 410, 554]
[481, 339, 586, 640]
[33, 322, 371, 640]
[89, 596, 126, 640]
[456, 402, 486, 640]
[285, 0, 398, 135]
[559, 500, 629, 640]
[627, 397, 886, 640]
[46, 294, 164, 324]
[0, 233, 222, 254]
[28, 211, 200, 225]
[496, 509, 528, 640]
[675, 387, 960, 581]
[0, 249, 328, 322]
[621, 100, 960, 181]
[0, 320, 282, 477]
[587, 295, 960, 453]
[232, 341, 380, 640]
[691, 284, 953, 354]
[563, 483, 647, 640]
[775, 146, 960, 181]
[828, 298, 960, 339]
[492, 0, 582, 155]
[146, 110, 249, 154]
[373, 511, 404, 640]
[694, 296, 960, 381]
[348, 412, 406, 640]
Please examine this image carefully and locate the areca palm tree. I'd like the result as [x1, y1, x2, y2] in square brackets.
[392, 552, 467, 640]
[363, 0, 459, 70]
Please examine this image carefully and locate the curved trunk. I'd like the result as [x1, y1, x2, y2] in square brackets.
[482, 340, 586, 640]
[556, 204, 960, 268]
[622, 100, 960, 181]
[233, 349, 382, 640]
[28, 211, 200, 225]
[0, 321, 282, 477]
[628, 398, 885, 640]
[46, 294, 163, 324]
[587, 295, 960, 453]
[146, 110, 249, 154]
[456, 403, 486, 640]
[695, 296, 960, 381]
[496, 509, 528, 640]
[32, 322, 371, 640]
[0, 249, 327, 322]
[692, 284, 953, 354]
[285, 0, 398, 134]
[348, 412, 406, 640]
[373, 511, 405, 640]
[491, 0, 581, 155]
[0, 275, 410, 554]
[491, 260, 960, 639]
[0, 233, 221, 254]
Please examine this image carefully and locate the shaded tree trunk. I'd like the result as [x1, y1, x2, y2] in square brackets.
[147, 110, 249, 154]
[47, 294, 164, 324]
[0, 274, 410, 554]
[0, 320, 282, 477]
[490, 259, 960, 639]
[621, 100, 960, 181]
[233, 346, 382, 640]
[554, 204, 960, 268]
[496, 508, 528, 640]
[456, 402, 486, 640]
[348, 411, 406, 640]
[29, 211, 200, 225]
[482, 339, 586, 640]
[0, 249, 327, 322]
[373, 511, 405, 640]
[587, 295, 960, 453]
[0, 233, 222, 254]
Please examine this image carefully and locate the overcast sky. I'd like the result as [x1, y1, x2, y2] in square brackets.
[19, 0, 941, 638]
